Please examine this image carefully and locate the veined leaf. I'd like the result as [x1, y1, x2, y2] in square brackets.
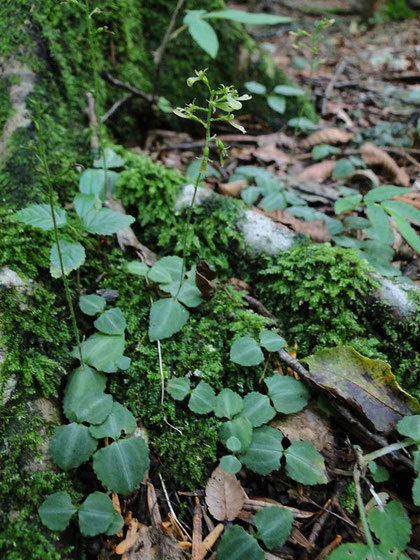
[220, 455, 242, 474]
[39, 492, 76, 531]
[254, 506, 293, 550]
[72, 333, 126, 373]
[240, 392, 275, 427]
[127, 261, 149, 277]
[188, 18, 218, 58]
[79, 294, 106, 316]
[167, 377, 191, 400]
[366, 203, 392, 245]
[188, 381, 216, 414]
[267, 95, 286, 114]
[206, 9, 291, 25]
[259, 330, 286, 352]
[74, 193, 101, 218]
[382, 200, 420, 224]
[385, 208, 420, 254]
[148, 298, 189, 341]
[368, 500, 411, 551]
[214, 388, 243, 419]
[220, 417, 253, 453]
[50, 242, 86, 278]
[335, 194, 362, 215]
[244, 81, 267, 95]
[364, 185, 411, 203]
[216, 525, 265, 560]
[240, 425, 283, 475]
[265, 375, 309, 414]
[396, 415, 420, 442]
[230, 336, 264, 366]
[89, 402, 137, 440]
[15, 203, 66, 231]
[78, 492, 115, 537]
[82, 208, 135, 235]
[94, 307, 126, 335]
[148, 256, 183, 285]
[93, 147, 125, 169]
[63, 365, 107, 422]
[283, 441, 328, 485]
[50, 423, 97, 470]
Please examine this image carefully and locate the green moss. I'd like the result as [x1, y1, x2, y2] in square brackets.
[340, 481, 356, 514]
[0, 75, 13, 136]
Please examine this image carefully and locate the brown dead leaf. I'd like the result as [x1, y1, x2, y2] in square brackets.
[301, 128, 354, 149]
[394, 192, 420, 212]
[226, 278, 253, 292]
[116, 521, 184, 560]
[266, 209, 331, 243]
[361, 143, 410, 187]
[257, 132, 293, 149]
[205, 466, 244, 522]
[254, 144, 290, 166]
[347, 169, 380, 188]
[196, 260, 217, 301]
[218, 179, 247, 198]
[297, 160, 335, 182]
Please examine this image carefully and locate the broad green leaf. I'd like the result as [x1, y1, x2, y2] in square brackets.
[226, 436, 242, 452]
[254, 506, 293, 549]
[216, 525, 264, 560]
[82, 208, 135, 235]
[283, 441, 328, 485]
[72, 333, 126, 373]
[366, 203, 392, 245]
[93, 437, 150, 495]
[15, 203, 66, 231]
[342, 216, 370, 230]
[245, 81, 266, 95]
[183, 10, 206, 25]
[273, 85, 305, 96]
[376, 544, 410, 560]
[259, 330, 286, 352]
[188, 19, 218, 58]
[267, 95, 286, 114]
[265, 375, 309, 414]
[78, 492, 115, 537]
[63, 365, 107, 422]
[79, 294, 106, 316]
[413, 475, 420, 506]
[188, 381, 216, 414]
[74, 193, 101, 218]
[368, 461, 390, 483]
[148, 256, 183, 285]
[94, 307, 126, 335]
[413, 451, 420, 472]
[187, 158, 220, 180]
[385, 208, 420, 254]
[382, 200, 420, 224]
[126, 261, 149, 276]
[220, 455, 242, 474]
[241, 426, 283, 475]
[259, 192, 286, 211]
[148, 298, 189, 341]
[241, 186, 261, 205]
[93, 147, 125, 169]
[50, 423, 97, 470]
[79, 168, 106, 197]
[167, 377, 191, 400]
[312, 144, 340, 161]
[207, 10, 291, 25]
[240, 392, 275, 427]
[220, 417, 253, 453]
[364, 186, 411, 203]
[335, 194, 362, 215]
[230, 336, 264, 366]
[89, 402, 137, 440]
[73, 392, 113, 425]
[303, 347, 420, 433]
[396, 415, 420, 442]
[333, 159, 355, 179]
[288, 205, 321, 220]
[287, 117, 317, 131]
[328, 544, 369, 560]
[50, 241, 86, 278]
[368, 500, 411, 551]
[214, 388, 243, 419]
[39, 492, 76, 531]
[105, 510, 124, 536]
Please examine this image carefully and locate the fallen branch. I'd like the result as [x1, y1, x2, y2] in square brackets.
[101, 70, 153, 103]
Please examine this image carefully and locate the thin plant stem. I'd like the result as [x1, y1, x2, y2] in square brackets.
[35, 119, 84, 364]
[362, 439, 413, 465]
[176, 92, 214, 296]
[354, 450, 377, 560]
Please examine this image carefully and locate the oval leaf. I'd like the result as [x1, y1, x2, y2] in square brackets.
[94, 307, 126, 335]
[79, 294, 106, 316]
[50, 242, 86, 278]
[89, 402, 137, 440]
[167, 377, 191, 401]
[149, 298, 189, 341]
[265, 375, 309, 414]
[188, 18, 219, 58]
[148, 256, 183, 285]
[205, 465, 244, 521]
[15, 203, 66, 231]
[267, 95, 286, 114]
[73, 392, 113, 425]
[368, 500, 411, 551]
[259, 330, 286, 352]
[216, 525, 264, 560]
[241, 425, 283, 475]
[241, 392, 276, 427]
[220, 455, 242, 474]
[78, 492, 115, 537]
[93, 437, 150, 495]
[188, 381, 216, 414]
[93, 147, 125, 169]
[273, 85, 305, 96]
[396, 415, 420, 442]
[283, 441, 327, 485]
[214, 388, 243, 419]
[219, 417, 253, 454]
[63, 365, 107, 422]
[83, 208, 135, 235]
[254, 506, 293, 550]
[230, 336, 264, 367]
[72, 333, 126, 373]
[50, 423, 98, 470]
[127, 261, 149, 277]
[39, 491, 76, 531]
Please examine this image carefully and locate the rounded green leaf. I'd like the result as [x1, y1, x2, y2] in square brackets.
[287, 117, 317, 131]
[365, 186, 411, 203]
[148, 256, 183, 285]
[230, 336, 264, 367]
[220, 455, 242, 474]
[93, 147, 125, 169]
[312, 144, 340, 161]
[368, 500, 411, 551]
[89, 402, 137, 440]
[50, 242, 86, 278]
[78, 492, 115, 537]
[39, 491, 76, 531]
[79, 168, 106, 197]
[241, 392, 275, 427]
[188, 381, 216, 414]
[63, 365, 107, 422]
[335, 194, 363, 215]
[259, 330, 286, 352]
[188, 18, 219, 58]
[216, 525, 264, 560]
[273, 84, 305, 96]
[259, 192, 286, 212]
[93, 437, 150, 495]
[72, 333, 126, 373]
[79, 294, 106, 316]
[214, 388, 243, 419]
[74, 193, 101, 219]
[175, 281, 203, 308]
[105, 510, 124, 536]
[94, 307, 126, 335]
[267, 95, 286, 114]
[368, 461, 390, 483]
[73, 392, 113, 425]
[219, 417, 253, 454]
[82, 208, 135, 235]
[15, 203, 66, 231]
[284, 441, 327, 485]
[265, 375, 309, 414]
[226, 436, 242, 453]
[328, 544, 369, 560]
[254, 506, 293, 549]
[50, 423, 98, 470]
[241, 425, 283, 475]
[149, 298, 189, 341]
[126, 261, 149, 277]
[244, 81, 266, 95]
[333, 159, 355, 180]
[366, 203, 392, 245]
[167, 377, 191, 400]
[396, 415, 420, 442]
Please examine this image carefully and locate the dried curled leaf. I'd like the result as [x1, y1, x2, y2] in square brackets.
[205, 466, 244, 522]
[297, 160, 335, 183]
[361, 143, 410, 187]
[264, 209, 331, 243]
[301, 128, 354, 149]
[218, 179, 248, 198]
